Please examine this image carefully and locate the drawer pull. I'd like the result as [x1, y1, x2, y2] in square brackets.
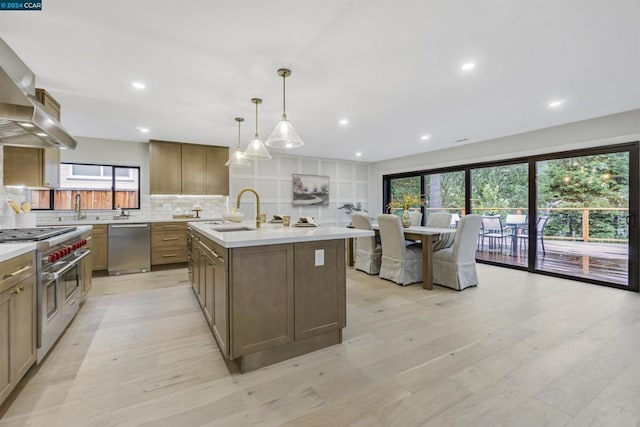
[10, 285, 25, 295]
[162, 254, 179, 258]
[2, 265, 32, 281]
[162, 237, 179, 241]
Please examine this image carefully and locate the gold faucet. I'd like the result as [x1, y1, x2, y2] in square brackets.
[236, 188, 261, 228]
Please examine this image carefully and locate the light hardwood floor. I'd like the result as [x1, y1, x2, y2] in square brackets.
[1, 265, 639, 426]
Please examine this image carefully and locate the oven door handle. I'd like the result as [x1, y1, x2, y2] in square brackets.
[42, 250, 90, 282]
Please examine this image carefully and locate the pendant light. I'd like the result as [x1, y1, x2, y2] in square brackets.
[266, 68, 304, 148]
[225, 117, 250, 168]
[243, 97, 272, 160]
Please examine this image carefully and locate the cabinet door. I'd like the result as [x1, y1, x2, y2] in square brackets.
[0, 288, 10, 404]
[211, 256, 229, 358]
[3, 146, 43, 187]
[181, 144, 207, 195]
[230, 244, 294, 358]
[11, 276, 36, 383]
[150, 141, 181, 194]
[293, 240, 346, 340]
[82, 252, 93, 296]
[204, 253, 215, 326]
[205, 146, 229, 195]
[91, 227, 108, 271]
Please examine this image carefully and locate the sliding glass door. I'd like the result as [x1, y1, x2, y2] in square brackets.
[471, 162, 529, 268]
[423, 171, 465, 226]
[535, 150, 635, 288]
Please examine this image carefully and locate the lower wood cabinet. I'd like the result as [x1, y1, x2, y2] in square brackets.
[91, 225, 108, 271]
[81, 230, 93, 297]
[151, 222, 188, 265]
[0, 252, 36, 406]
[188, 227, 345, 372]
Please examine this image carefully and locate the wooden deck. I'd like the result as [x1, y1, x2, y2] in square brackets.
[476, 240, 628, 286]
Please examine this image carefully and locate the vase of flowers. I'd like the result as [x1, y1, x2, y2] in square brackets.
[387, 193, 425, 228]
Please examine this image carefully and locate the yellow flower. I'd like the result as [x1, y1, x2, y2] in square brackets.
[387, 193, 425, 211]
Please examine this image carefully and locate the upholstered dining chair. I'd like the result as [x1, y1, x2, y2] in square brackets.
[409, 210, 423, 226]
[426, 212, 453, 228]
[432, 214, 483, 290]
[351, 212, 382, 274]
[377, 214, 423, 286]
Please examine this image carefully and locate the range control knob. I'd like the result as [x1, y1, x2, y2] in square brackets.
[48, 254, 56, 262]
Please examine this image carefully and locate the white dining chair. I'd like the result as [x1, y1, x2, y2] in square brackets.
[377, 214, 423, 286]
[433, 214, 483, 290]
[426, 212, 452, 228]
[351, 212, 382, 275]
[409, 210, 423, 226]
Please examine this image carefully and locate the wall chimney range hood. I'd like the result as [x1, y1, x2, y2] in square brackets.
[0, 37, 77, 150]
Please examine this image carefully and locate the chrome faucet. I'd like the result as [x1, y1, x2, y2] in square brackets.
[236, 188, 261, 228]
[74, 193, 85, 220]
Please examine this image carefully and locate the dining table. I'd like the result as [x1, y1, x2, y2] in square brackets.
[347, 225, 456, 290]
[504, 220, 528, 254]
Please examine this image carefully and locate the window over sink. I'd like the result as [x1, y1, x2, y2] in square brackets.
[31, 163, 140, 210]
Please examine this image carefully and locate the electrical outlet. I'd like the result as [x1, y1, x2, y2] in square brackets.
[315, 249, 324, 267]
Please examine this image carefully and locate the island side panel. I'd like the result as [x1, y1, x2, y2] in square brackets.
[229, 243, 294, 358]
[294, 239, 346, 341]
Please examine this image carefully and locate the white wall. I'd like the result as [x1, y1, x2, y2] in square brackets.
[230, 154, 370, 225]
[61, 137, 150, 195]
[369, 109, 640, 216]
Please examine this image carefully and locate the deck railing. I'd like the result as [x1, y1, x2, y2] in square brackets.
[423, 207, 629, 243]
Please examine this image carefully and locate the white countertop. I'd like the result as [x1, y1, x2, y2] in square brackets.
[188, 221, 374, 248]
[0, 242, 36, 262]
[38, 217, 221, 226]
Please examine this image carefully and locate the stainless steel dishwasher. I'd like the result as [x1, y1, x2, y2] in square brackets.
[108, 223, 151, 275]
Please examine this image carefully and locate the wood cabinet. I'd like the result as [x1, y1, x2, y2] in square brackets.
[149, 141, 182, 195]
[3, 88, 61, 188]
[151, 222, 188, 265]
[293, 240, 346, 340]
[91, 225, 108, 271]
[188, 227, 345, 372]
[0, 252, 36, 406]
[81, 230, 93, 296]
[149, 140, 228, 195]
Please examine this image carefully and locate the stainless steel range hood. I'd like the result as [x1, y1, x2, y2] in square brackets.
[0, 38, 77, 150]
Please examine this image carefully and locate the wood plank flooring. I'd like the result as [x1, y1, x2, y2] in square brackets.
[1, 265, 639, 426]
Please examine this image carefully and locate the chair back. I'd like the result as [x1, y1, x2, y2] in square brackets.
[352, 212, 376, 252]
[377, 214, 406, 260]
[453, 214, 483, 262]
[482, 215, 502, 232]
[537, 216, 549, 234]
[506, 214, 527, 224]
[409, 211, 423, 226]
[426, 212, 452, 228]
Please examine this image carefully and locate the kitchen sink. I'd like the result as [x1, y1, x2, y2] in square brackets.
[210, 225, 255, 232]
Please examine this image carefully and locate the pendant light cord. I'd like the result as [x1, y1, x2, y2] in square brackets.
[237, 120, 241, 149]
[282, 75, 287, 119]
[255, 101, 259, 137]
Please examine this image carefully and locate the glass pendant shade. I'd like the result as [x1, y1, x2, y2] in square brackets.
[225, 117, 251, 167]
[243, 136, 272, 160]
[266, 68, 304, 148]
[266, 115, 304, 148]
[243, 98, 271, 160]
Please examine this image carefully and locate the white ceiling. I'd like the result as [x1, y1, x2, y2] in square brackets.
[1, 1, 639, 162]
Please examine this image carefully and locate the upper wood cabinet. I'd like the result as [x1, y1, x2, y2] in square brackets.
[149, 141, 182, 195]
[3, 88, 61, 188]
[149, 140, 228, 195]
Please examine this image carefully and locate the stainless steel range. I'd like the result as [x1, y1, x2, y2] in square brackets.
[1, 227, 91, 362]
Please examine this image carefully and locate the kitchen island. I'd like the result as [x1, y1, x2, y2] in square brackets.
[187, 221, 373, 372]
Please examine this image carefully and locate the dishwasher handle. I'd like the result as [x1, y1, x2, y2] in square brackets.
[110, 224, 150, 228]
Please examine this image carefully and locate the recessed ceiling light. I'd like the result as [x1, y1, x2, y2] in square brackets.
[137, 127, 150, 133]
[339, 119, 349, 125]
[355, 152, 362, 157]
[35, 132, 47, 137]
[461, 62, 476, 71]
[548, 99, 565, 108]
[131, 81, 146, 90]
[285, 143, 293, 148]
[19, 122, 34, 128]
[420, 134, 430, 141]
